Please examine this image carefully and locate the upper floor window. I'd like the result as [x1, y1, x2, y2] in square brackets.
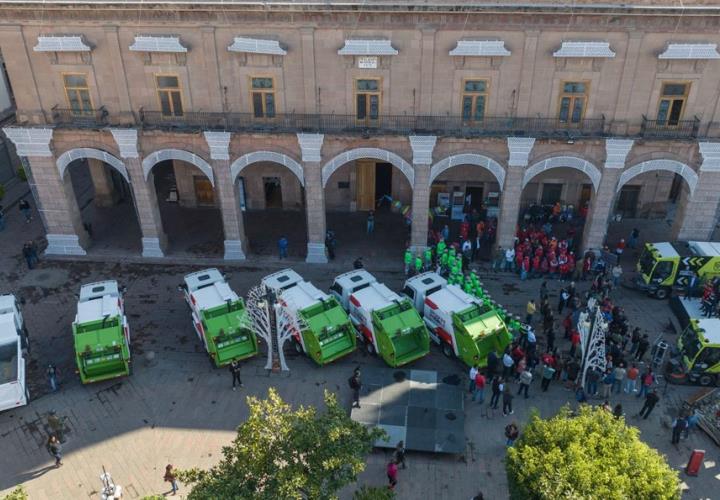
[156, 75, 183, 117]
[63, 73, 92, 115]
[657, 82, 689, 126]
[461, 79, 487, 121]
[251, 77, 276, 118]
[356, 78, 380, 125]
[558, 81, 588, 124]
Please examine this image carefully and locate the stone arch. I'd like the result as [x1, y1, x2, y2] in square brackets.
[429, 153, 506, 189]
[322, 147, 414, 187]
[230, 151, 304, 186]
[56, 148, 129, 183]
[142, 149, 214, 186]
[523, 156, 602, 192]
[616, 159, 698, 196]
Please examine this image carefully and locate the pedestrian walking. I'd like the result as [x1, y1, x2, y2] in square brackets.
[601, 369, 614, 399]
[637, 368, 655, 398]
[625, 364, 639, 393]
[586, 367, 601, 396]
[504, 247, 515, 272]
[278, 236, 289, 259]
[672, 416, 688, 445]
[18, 198, 32, 223]
[229, 359, 243, 390]
[540, 363, 556, 392]
[28, 241, 39, 267]
[557, 288, 570, 314]
[472, 371, 486, 404]
[518, 368, 532, 398]
[613, 363, 626, 394]
[635, 334, 650, 361]
[638, 389, 660, 419]
[468, 365, 479, 393]
[164, 464, 179, 495]
[393, 441, 407, 469]
[387, 460, 398, 490]
[629, 327, 641, 355]
[349, 368, 362, 408]
[611, 264, 623, 288]
[525, 300, 536, 325]
[47, 363, 59, 392]
[22, 242, 33, 269]
[486, 350, 498, 376]
[47, 435, 62, 467]
[628, 228, 640, 249]
[504, 421, 519, 447]
[539, 280, 548, 303]
[325, 230, 336, 260]
[502, 350, 514, 378]
[404, 248, 413, 275]
[490, 376, 503, 409]
[502, 383, 514, 416]
[366, 210, 375, 234]
[569, 329, 581, 358]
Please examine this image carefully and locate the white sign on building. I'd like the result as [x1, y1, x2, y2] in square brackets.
[358, 56, 378, 69]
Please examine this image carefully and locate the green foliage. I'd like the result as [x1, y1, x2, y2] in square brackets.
[353, 485, 395, 500]
[140, 496, 165, 500]
[16, 166, 27, 182]
[177, 388, 385, 500]
[2, 486, 28, 500]
[506, 406, 680, 500]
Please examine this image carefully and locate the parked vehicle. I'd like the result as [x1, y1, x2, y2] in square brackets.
[0, 294, 28, 411]
[329, 269, 377, 310]
[668, 318, 720, 386]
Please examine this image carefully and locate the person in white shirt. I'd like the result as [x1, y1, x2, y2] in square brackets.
[502, 351, 514, 377]
[505, 247, 516, 272]
[468, 365, 478, 394]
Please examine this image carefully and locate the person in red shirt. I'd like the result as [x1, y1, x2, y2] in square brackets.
[387, 460, 398, 490]
[472, 371, 486, 404]
[549, 256, 559, 277]
[512, 344, 526, 363]
[460, 220, 470, 241]
[532, 255, 541, 278]
[582, 255, 592, 280]
[540, 257, 549, 274]
[570, 329, 581, 357]
[476, 220, 485, 238]
[615, 238, 626, 264]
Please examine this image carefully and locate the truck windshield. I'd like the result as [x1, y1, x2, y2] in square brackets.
[0, 341, 18, 384]
[457, 304, 491, 323]
[680, 325, 702, 362]
[638, 248, 656, 276]
[204, 300, 244, 318]
[76, 317, 119, 334]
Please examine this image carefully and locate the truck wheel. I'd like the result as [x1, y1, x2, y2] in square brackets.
[366, 342, 375, 355]
[654, 288, 669, 300]
[442, 343, 453, 358]
[699, 374, 715, 386]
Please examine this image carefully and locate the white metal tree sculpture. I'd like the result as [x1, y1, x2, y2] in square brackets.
[246, 284, 274, 370]
[580, 307, 608, 388]
[274, 290, 309, 372]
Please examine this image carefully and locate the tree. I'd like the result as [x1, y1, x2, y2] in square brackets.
[177, 388, 385, 500]
[506, 406, 680, 500]
[353, 485, 395, 500]
[2, 487, 28, 500]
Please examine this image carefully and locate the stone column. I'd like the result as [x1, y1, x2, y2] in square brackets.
[3, 127, 87, 255]
[496, 138, 535, 248]
[110, 128, 167, 257]
[672, 142, 720, 240]
[204, 131, 247, 260]
[298, 133, 327, 263]
[581, 139, 634, 251]
[88, 158, 118, 207]
[409, 136, 436, 251]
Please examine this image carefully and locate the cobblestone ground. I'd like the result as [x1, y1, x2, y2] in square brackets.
[0, 203, 717, 499]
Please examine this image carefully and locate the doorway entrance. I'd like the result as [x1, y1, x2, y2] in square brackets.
[579, 184, 592, 208]
[263, 177, 283, 208]
[194, 176, 215, 206]
[465, 186, 484, 212]
[356, 161, 393, 211]
[616, 185, 640, 218]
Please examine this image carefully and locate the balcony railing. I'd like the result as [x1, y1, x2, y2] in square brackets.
[640, 115, 700, 139]
[46, 107, 705, 140]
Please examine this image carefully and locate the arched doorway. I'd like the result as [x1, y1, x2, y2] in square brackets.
[608, 159, 698, 250]
[322, 148, 413, 262]
[56, 148, 141, 254]
[143, 149, 224, 256]
[428, 153, 506, 261]
[519, 156, 602, 252]
[231, 151, 307, 258]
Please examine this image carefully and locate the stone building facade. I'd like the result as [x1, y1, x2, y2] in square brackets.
[1, 1, 720, 262]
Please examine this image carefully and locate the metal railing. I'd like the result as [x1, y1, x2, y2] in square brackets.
[640, 115, 700, 139]
[51, 106, 109, 128]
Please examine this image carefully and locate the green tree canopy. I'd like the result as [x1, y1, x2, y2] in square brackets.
[177, 388, 384, 500]
[506, 406, 680, 500]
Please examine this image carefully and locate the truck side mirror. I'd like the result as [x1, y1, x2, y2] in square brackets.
[224, 273, 232, 281]
[177, 284, 184, 292]
[120, 286, 128, 294]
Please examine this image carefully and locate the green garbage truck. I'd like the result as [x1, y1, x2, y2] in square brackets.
[668, 318, 720, 386]
[263, 269, 356, 366]
[180, 268, 258, 367]
[342, 273, 429, 367]
[73, 281, 131, 384]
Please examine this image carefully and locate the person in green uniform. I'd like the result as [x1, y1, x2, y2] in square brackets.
[440, 250, 449, 273]
[404, 249, 413, 275]
[424, 248, 433, 271]
[414, 255, 423, 275]
[437, 239, 447, 257]
[464, 279, 474, 294]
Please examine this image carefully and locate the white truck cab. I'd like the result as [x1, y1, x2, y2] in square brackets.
[0, 294, 28, 412]
[180, 269, 234, 343]
[329, 269, 378, 310]
[401, 272, 447, 315]
[261, 269, 304, 294]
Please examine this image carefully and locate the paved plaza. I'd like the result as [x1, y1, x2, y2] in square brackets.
[0, 196, 717, 499]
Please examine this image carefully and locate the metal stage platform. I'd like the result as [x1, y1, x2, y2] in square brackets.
[350, 367, 465, 454]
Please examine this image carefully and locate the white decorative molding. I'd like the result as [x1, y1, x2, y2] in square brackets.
[506, 137, 535, 167]
[231, 151, 304, 186]
[57, 148, 129, 183]
[604, 139, 634, 169]
[34, 35, 91, 52]
[109, 129, 139, 159]
[142, 149, 213, 186]
[430, 154, 506, 190]
[449, 40, 510, 57]
[141, 237, 164, 258]
[617, 159, 698, 195]
[228, 37, 286, 55]
[553, 41, 615, 58]
[699, 142, 720, 171]
[338, 39, 398, 56]
[203, 131, 231, 161]
[2, 127, 53, 157]
[322, 148, 413, 187]
[130, 35, 187, 53]
[408, 136, 437, 165]
[45, 234, 86, 256]
[659, 43, 720, 60]
[296, 133, 324, 163]
[524, 156, 602, 191]
[224, 239, 246, 261]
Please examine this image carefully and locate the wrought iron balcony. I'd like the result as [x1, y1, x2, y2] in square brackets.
[51, 106, 109, 128]
[640, 115, 700, 139]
